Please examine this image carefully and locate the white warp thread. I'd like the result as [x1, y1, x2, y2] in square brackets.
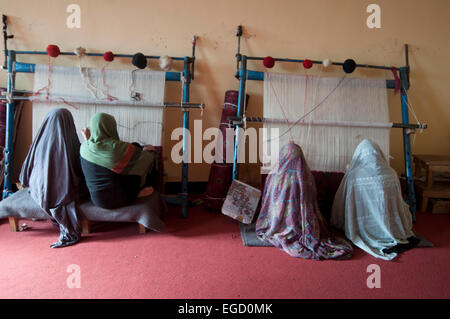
[32, 64, 166, 146]
[263, 72, 390, 173]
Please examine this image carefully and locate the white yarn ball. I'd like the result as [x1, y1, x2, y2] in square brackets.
[74, 47, 86, 57]
[322, 58, 332, 68]
[159, 55, 172, 71]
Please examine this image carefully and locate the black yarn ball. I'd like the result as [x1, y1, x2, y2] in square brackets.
[132, 53, 147, 69]
[343, 59, 356, 74]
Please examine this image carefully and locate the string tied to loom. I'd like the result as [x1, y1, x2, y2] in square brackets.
[180, 71, 187, 108]
[130, 69, 142, 101]
[391, 67, 401, 94]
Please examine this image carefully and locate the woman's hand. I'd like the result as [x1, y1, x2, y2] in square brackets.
[143, 144, 156, 152]
[138, 186, 154, 198]
[81, 127, 90, 141]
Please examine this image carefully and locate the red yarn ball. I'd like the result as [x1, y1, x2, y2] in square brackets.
[46, 44, 60, 58]
[263, 56, 275, 68]
[103, 51, 114, 62]
[303, 59, 313, 69]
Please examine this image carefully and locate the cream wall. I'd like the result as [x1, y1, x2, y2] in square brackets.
[1, 0, 449, 184]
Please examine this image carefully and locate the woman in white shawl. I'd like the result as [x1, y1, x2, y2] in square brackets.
[331, 139, 419, 260]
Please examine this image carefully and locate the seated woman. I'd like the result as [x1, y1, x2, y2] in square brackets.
[256, 142, 353, 260]
[331, 139, 419, 260]
[19, 108, 87, 248]
[80, 112, 158, 209]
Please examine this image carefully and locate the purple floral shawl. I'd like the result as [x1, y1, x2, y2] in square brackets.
[256, 142, 353, 260]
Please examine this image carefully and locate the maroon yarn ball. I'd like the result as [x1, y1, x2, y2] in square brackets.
[263, 56, 275, 68]
[46, 44, 60, 58]
[103, 51, 114, 62]
[303, 59, 313, 69]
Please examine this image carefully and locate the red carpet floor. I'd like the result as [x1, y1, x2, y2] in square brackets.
[0, 205, 449, 299]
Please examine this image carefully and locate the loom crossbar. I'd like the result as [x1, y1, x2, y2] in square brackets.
[236, 70, 399, 89]
[14, 62, 182, 81]
[228, 116, 427, 130]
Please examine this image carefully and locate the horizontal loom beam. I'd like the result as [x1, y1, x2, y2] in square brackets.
[244, 56, 398, 71]
[227, 116, 427, 130]
[0, 94, 204, 109]
[13, 50, 187, 61]
[14, 62, 183, 81]
[234, 69, 402, 89]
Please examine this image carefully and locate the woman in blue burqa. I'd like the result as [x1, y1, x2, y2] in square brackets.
[19, 108, 87, 248]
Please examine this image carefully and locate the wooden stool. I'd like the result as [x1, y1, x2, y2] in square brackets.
[413, 154, 450, 212]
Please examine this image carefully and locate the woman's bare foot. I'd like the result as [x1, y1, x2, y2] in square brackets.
[138, 186, 154, 198]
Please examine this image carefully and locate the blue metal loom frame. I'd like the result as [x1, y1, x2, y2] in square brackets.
[231, 27, 421, 220]
[2, 37, 197, 218]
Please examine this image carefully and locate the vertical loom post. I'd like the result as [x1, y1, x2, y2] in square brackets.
[181, 57, 191, 218]
[399, 66, 416, 220]
[232, 55, 247, 180]
[3, 49, 16, 199]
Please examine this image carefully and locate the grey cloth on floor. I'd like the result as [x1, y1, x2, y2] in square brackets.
[239, 222, 272, 247]
[19, 108, 86, 248]
[239, 221, 433, 249]
[0, 189, 165, 233]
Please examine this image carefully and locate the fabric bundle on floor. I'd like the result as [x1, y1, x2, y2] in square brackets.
[262, 72, 390, 173]
[32, 64, 166, 146]
[331, 139, 431, 260]
[256, 142, 353, 260]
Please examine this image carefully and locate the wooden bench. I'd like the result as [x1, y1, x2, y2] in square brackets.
[413, 154, 450, 212]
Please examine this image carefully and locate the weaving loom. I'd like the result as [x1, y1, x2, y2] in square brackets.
[1, 15, 203, 218]
[262, 72, 390, 173]
[230, 25, 427, 219]
[32, 64, 166, 147]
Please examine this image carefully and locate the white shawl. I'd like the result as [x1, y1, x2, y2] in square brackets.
[331, 139, 414, 260]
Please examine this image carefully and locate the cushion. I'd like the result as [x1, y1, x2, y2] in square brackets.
[0, 189, 165, 232]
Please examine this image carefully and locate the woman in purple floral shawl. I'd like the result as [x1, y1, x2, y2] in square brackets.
[256, 142, 353, 260]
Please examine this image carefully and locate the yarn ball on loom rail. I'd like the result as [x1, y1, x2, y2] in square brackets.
[302, 59, 313, 69]
[343, 59, 357, 73]
[103, 51, 114, 62]
[322, 58, 332, 68]
[74, 47, 86, 57]
[263, 56, 275, 68]
[132, 52, 147, 69]
[46, 44, 61, 58]
[159, 55, 172, 71]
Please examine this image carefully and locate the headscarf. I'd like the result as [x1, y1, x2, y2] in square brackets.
[256, 142, 353, 260]
[80, 113, 156, 186]
[331, 139, 415, 260]
[19, 108, 85, 247]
